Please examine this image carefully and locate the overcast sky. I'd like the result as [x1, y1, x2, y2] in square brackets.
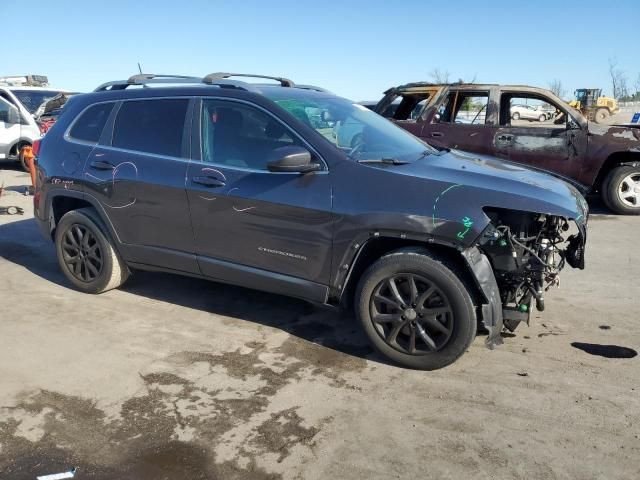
[2, 0, 638, 101]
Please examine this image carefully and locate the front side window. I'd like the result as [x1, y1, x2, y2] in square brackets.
[200, 99, 301, 170]
[112, 99, 188, 157]
[69, 103, 114, 143]
[0, 97, 14, 124]
[435, 91, 489, 125]
[500, 94, 565, 128]
[263, 90, 435, 162]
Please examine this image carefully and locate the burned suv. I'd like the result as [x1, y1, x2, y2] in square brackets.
[34, 73, 587, 370]
[374, 83, 640, 214]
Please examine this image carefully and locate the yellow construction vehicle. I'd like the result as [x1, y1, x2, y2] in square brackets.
[568, 88, 619, 124]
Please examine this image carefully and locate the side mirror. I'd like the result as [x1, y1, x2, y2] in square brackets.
[267, 145, 320, 173]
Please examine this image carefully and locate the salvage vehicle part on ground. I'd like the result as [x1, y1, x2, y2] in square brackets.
[375, 82, 640, 215]
[33, 73, 588, 370]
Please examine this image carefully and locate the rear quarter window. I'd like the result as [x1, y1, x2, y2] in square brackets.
[69, 103, 114, 143]
[112, 99, 189, 157]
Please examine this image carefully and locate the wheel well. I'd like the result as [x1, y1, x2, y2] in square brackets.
[9, 140, 31, 157]
[50, 196, 93, 238]
[339, 237, 485, 308]
[594, 152, 640, 192]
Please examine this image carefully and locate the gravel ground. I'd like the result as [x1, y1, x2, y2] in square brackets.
[0, 166, 639, 480]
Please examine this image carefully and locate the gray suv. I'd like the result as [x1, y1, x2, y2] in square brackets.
[33, 73, 588, 370]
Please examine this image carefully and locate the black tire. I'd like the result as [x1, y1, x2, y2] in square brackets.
[55, 208, 129, 293]
[355, 248, 477, 370]
[594, 108, 610, 124]
[511, 112, 520, 120]
[538, 114, 546, 122]
[602, 165, 640, 215]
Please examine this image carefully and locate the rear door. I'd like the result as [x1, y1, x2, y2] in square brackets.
[186, 98, 333, 292]
[422, 88, 498, 155]
[82, 97, 198, 273]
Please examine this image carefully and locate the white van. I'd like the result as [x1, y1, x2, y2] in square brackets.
[0, 81, 69, 170]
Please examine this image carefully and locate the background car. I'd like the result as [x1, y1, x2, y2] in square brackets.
[510, 104, 546, 122]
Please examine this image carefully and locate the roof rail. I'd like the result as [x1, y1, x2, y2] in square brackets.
[203, 72, 295, 87]
[93, 72, 298, 92]
[127, 73, 202, 84]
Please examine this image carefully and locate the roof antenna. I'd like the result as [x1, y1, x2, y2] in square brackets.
[137, 62, 143, 74]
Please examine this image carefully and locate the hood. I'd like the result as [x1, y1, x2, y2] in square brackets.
[388, 149, 588, 225]
[588, 122, 640, 142]
[33, 92, 74, 119]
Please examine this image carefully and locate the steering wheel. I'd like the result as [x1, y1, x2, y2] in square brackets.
[349, 134, 365, 158]
[553, 111, 566, 125]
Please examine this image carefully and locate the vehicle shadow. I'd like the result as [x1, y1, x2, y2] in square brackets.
[0, 218, 383, 366]
[585, 194, 620, 217]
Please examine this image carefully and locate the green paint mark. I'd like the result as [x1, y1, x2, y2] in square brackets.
[456, 216, 474, 239]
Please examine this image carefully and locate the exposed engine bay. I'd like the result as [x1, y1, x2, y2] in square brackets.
[480, 208, 586, 331]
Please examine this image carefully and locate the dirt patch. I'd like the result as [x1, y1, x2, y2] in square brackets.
[251, 408, 320, 463]
[0, 339, 351, 479]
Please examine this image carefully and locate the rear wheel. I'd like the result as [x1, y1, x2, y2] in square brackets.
[538, 114, 546, 122]
[511, 112, 520, 120]
[355, 248, 477, 370]
[602, 165, 640, 215]
[55, 208, 129, 293]
[594, 108, 610, 124]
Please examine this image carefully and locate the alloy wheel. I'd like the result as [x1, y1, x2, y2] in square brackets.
[61, 224, 104, 282]
[369, 274, 453, 355]
[617, 173, 640, 208]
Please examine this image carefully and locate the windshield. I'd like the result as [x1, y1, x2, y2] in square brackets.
[11, 89, 64, 114]
[263, 90, 436, 161]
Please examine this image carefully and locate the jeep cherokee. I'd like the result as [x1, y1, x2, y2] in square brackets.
[33, 73, 588, 370]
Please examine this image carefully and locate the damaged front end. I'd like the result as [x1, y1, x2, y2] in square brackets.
[464, 207, 587, 347]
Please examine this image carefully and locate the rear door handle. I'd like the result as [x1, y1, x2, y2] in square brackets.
[89, 160, 115, 170]
[431, 132, 444, 138]
[192, 176, 225, 187]
[497, 134, 514, 142]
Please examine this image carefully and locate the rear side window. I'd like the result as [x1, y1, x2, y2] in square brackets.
[69, 103, 114, 143]
[112, 99, 189, 157]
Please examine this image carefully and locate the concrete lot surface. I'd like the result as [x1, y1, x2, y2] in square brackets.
[0, 167, 639, 480]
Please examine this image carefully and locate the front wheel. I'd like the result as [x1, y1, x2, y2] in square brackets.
[539, 114, 546, 122]
[355, 248, 477, 370]
[594, 108, 610, 124]
[55, 208, 130, 293]
[602, 165, 640, 215]
[511, 112, 520, 120]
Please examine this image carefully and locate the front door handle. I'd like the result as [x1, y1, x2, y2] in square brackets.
[497, 134, 514, 142]
[192, 176, 225, 188]
[431, 132, 444, 138]
[89, 160, 115, 170]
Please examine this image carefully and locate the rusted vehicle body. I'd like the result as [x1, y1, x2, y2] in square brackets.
[374, 83, 640, 214]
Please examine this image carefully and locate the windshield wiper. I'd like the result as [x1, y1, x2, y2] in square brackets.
[357, 158, 409, 165]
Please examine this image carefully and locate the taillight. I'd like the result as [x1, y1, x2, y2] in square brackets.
[32, 139, 41, 156]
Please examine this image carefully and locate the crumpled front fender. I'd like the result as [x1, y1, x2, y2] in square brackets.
[462, 246, 504, 349]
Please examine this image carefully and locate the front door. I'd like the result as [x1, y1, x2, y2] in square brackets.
[186, 98, 333, 291]
[494, 91, 584, 181]
[83, 97, 198, 273]
[0, 97, 25, 161]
